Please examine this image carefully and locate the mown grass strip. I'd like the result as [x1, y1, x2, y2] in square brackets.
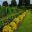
[18, 12, 32, 32]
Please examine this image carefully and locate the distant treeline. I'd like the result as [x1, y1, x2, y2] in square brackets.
[2, 0, 32, 7]
[2, 0, 18, 6]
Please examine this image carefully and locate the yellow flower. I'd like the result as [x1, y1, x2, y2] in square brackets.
[17, 15, 24, 21]
[13, 18, 20, 24]
[2, 25, 13, 32]
[9, 22, 17, 30]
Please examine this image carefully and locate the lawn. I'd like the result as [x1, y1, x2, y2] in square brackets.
[18, 11, 32, 32]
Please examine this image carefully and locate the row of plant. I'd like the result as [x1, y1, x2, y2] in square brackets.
[2, 12, 27, 32]
[0, 6, 24, 18]
[0, 8, 26, 32]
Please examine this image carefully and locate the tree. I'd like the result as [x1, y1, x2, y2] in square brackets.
[11, 0, 17, 6]
[18, 0, 22, 6]
[2, 1, 8, 6]
[25, 0, 30, 6]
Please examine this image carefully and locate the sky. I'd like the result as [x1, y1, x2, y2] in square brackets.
[0, 0, 19, 6]
[30, 0, 32, 4]
[0, 0, 32, 6]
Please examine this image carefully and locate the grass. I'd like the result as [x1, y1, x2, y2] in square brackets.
[0, 6, 25, 29]
[0, 6, 32, 32]
[18, 11, 32, 32]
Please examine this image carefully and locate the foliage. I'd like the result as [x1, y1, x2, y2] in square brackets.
[0, 6, 7, 18]
[11, 0, 17, 6]
[2, 1, 8, 6]
[0, 6, 29, 32]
